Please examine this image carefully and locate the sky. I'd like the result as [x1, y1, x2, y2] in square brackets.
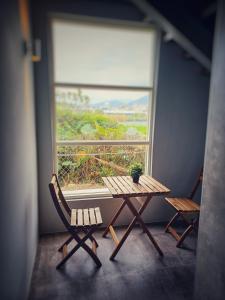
[52, 19, 156, 92]
[55, 87, 151, 103]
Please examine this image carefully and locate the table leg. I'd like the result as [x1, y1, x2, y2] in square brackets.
[102, 200, 126, 238]
[125, 196, 163, 257]
[110, 196, 151, 260]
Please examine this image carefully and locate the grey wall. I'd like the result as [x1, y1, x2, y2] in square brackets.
[195, 2, 225, 299]
[0, 0, 38, 299]
[32, 0, 209, 233]
[152, 41, 209, 219]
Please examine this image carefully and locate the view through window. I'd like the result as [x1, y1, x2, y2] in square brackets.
[52, 19, 157, 192]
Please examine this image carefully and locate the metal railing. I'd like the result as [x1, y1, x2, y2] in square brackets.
[56, 141, 147, 191]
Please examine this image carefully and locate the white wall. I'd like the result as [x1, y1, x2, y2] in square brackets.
[31, 0, 209, 233]
[0, 0, 38, 299]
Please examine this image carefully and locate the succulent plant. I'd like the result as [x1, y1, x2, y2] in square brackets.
[129, 163, 143, 183]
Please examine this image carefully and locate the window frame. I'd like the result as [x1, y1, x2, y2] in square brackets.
[50, 15, 160, 197]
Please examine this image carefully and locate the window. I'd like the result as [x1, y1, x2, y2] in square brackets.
[52, 18, 157, 193]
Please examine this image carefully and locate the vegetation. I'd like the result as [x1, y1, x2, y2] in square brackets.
[56, 89, 147, 190]
[129, 163, 143, 183]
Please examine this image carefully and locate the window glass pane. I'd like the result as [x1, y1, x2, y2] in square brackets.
[57, 144, 148, 191]
[52, 20, 156, 87]
[55, 87, 151, 141]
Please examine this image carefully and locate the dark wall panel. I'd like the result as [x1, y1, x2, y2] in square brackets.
[0, 0, 38, 299]
[195, 1, 225, 299]
[152, 41, 209, 220]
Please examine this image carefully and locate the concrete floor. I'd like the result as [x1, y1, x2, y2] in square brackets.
[29, 224, 197, 300]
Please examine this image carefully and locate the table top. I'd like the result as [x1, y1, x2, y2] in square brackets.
[102, 175, 170, 198]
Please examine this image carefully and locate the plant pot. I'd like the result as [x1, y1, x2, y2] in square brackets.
[132, 174, 140, 183]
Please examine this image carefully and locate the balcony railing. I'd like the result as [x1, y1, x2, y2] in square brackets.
[56, 141, 148, 191]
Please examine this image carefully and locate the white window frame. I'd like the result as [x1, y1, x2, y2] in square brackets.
[50, 15, 160, 198]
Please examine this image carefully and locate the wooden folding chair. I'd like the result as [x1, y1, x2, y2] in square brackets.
[49, 174, 103, 269]
[165, 168, 203, 247]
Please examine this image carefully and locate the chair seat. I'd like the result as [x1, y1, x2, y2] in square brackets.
[165, 197, 200, 212]
[71, 207, 103, 227]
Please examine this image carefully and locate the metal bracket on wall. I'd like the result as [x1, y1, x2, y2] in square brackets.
[23, 38, 42, 62]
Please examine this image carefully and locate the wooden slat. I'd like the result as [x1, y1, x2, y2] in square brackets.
[138, 176, 158, 193]
[140, 176, 159, 193]
[107, 177, 122, 195]
[109, 225, 119, 245]
[180, 199, 196, 210]
[115, 176, 151, 196]
[83, 209, 90, 226]
[117, 176, 135, 193]
[102, 177, 117, 195]
[125, 176, 148, 193]
[173, 198, 193, 211]
[71, 209, 77, 226]
[178, 199, 191, 211]
[146, 176, 170, 193]
[172, 198, 188, 211]
[116, 176, 148, 197]
[53, 183, 60, 201]
[103, 175, 170, 197]
[166, 198, 185, 211]
[186, 199, 200, 210]
[77, 209, 83, 226]
[111, 177, 130, 194]
[141, 175, 163, 192]
[89, 208, 96, 225]
[118, 176, 144, 194]
[124, 176, 160, 196]
[94, 207, 103, 224]
[51, 175, 57, 185]
[123, 176, 144, 193]
[166, 198, 200, 212]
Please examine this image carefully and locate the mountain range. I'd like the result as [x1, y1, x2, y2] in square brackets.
[91, 95, 148, 111]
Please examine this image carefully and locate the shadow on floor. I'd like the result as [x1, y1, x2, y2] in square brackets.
[29, 224, 197, 300]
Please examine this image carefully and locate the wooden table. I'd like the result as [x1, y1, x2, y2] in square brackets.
[102, 175, 170, 260]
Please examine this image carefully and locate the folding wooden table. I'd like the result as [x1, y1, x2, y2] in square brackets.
[102, 175, 170, 260]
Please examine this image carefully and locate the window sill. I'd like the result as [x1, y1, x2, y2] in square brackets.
[63, 188, 112, 202]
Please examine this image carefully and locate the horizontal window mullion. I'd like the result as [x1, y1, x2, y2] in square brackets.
[56, 140, 150, 146]
[54, 82, 152, 92]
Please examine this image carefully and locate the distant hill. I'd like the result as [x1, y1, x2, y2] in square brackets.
[130, 95, 148, 106]
[91, 95, 148, 111]
[92, 99, 127, 109]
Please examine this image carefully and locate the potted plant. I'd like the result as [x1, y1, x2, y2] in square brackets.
[129, 163, 143, 183]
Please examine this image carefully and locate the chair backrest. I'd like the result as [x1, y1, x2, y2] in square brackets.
[190, 168, 203, 199]
[49, 174, 71, 230]
[51, 174, 71, 216]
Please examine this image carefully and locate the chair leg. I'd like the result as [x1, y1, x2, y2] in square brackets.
[82, 228, 99, 247]
[56, 228, 101, 269]
[176, 224, 194, 247]
[58, 236, 73, 252]
[75, 228, 102, 268]
[58, 230, 99, 253]
[176, 213, 200, 247]
[165, 212, 180, 232]
[81, 241, 102, 268]
[166, 210, 200, 247]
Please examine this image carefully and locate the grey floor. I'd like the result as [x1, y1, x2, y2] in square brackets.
[29, 224, 197, 300]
